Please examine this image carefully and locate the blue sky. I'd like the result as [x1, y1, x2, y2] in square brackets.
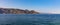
[0, 0, 60, 14]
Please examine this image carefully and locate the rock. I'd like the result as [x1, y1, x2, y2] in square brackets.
[0, 8, 39, 14]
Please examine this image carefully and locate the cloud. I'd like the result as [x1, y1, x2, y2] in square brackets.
[48, 10, 60, 14]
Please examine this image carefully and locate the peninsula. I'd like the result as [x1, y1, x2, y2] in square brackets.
[0, 8, 39, 14]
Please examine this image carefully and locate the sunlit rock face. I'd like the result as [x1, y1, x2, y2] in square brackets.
[0, 8, 39, 14]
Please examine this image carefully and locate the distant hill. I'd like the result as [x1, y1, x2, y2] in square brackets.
[0, 8, 39, 14]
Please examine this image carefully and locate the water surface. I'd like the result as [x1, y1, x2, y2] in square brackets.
[0, 14, 59, 25]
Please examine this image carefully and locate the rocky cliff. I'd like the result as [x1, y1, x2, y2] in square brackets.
[0, 8, 39, 14]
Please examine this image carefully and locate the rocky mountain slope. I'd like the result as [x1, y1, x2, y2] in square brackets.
[0, 8, 39, 14]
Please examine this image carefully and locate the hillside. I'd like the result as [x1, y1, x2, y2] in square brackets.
[0, 8, 39, 14]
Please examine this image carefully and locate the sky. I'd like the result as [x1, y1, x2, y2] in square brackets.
[0, 0, 60, 14]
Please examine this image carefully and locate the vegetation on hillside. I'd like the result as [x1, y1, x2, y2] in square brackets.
[0, 8, 39, 14]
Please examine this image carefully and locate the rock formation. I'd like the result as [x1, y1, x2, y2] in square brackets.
[0, 8, 39, 14]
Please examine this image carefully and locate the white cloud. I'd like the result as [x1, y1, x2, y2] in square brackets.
[48, 10, 60, 14]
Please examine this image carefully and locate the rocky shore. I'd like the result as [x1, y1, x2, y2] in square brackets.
[0, 8, 39, 14]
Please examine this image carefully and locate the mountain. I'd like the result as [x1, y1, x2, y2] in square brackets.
[0, 8, 39, 14]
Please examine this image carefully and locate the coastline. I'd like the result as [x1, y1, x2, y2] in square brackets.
[0, 8, 39, 14]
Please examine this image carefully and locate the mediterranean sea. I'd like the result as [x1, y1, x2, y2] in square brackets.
[0, 14, 59, 25]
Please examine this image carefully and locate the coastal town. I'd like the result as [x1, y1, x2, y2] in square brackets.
[0, 8, 39, 14]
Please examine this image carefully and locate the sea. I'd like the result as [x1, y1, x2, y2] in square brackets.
[0, 14, 60, 25]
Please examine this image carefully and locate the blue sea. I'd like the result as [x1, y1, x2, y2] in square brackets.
[0, 14, 60, 25]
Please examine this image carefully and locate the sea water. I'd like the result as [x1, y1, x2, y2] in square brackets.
[0, 14, 59, 25]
